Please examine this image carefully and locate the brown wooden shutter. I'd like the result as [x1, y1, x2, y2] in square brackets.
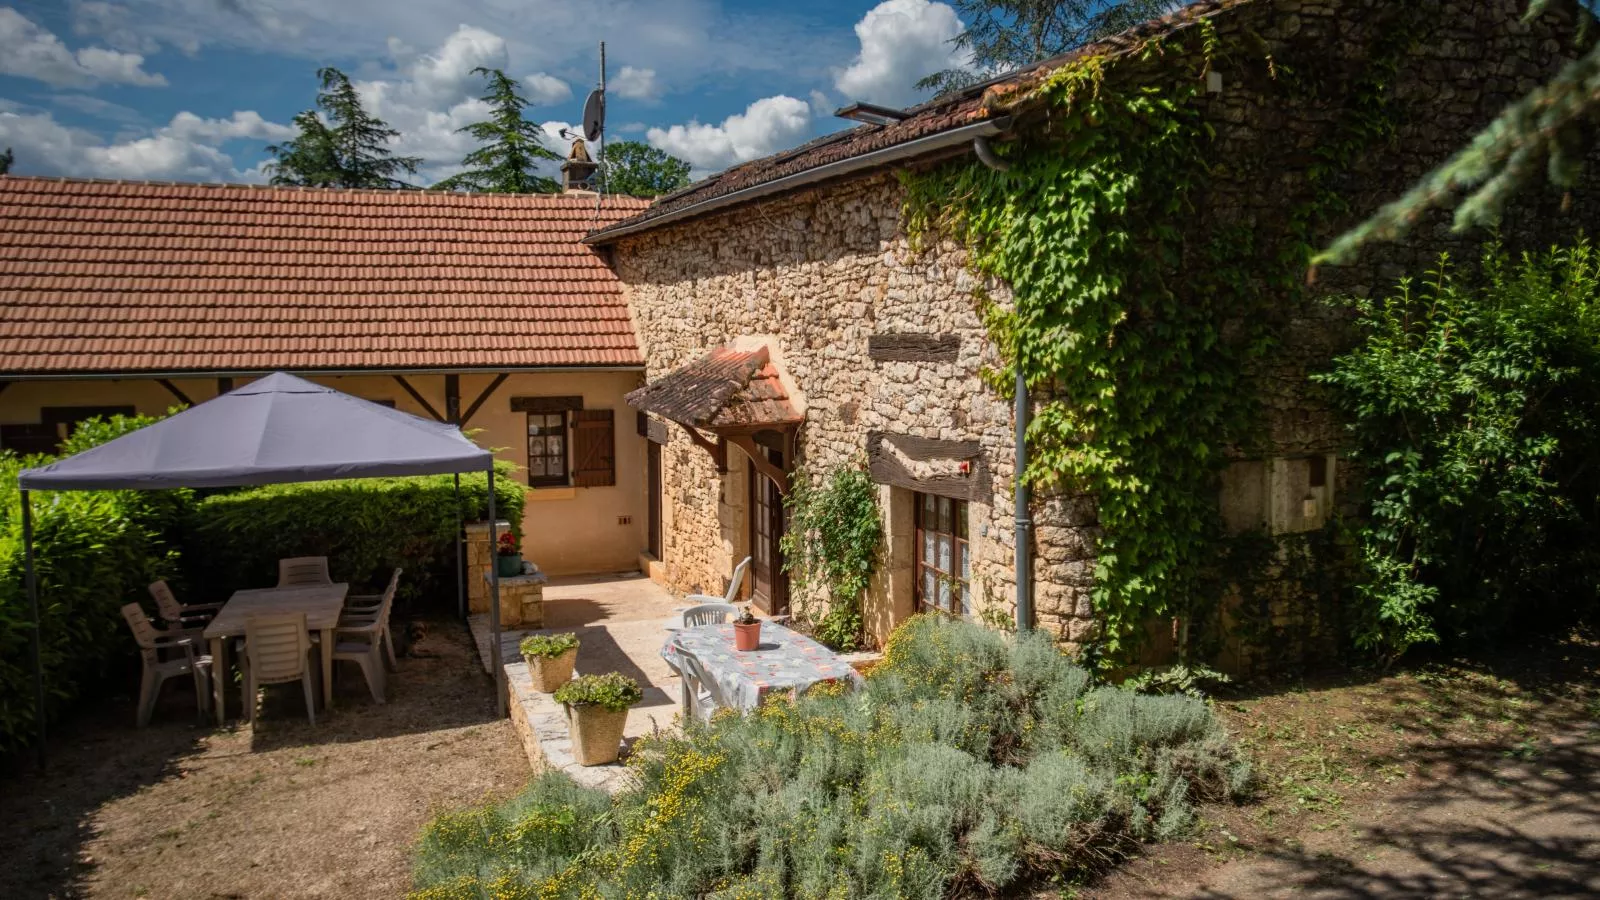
[572, 409, 616, 487]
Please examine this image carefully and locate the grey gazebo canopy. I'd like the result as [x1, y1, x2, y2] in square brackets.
[16, 372, 513, 762]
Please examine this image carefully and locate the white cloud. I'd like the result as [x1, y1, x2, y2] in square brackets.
[0, 7, 166, 88]
[609, 65, 659, 101]
[405, 24, 508, 106]
[0, 110, 267, 182]
[809, 89, 835, 117]
[646, 94, 810, 173]
[163, 110, 296, 144]
[52, 93, 146, 124]
[522, 72, 572, 106]
[70, 1, 160, 54]
[835, 0, 971, 109]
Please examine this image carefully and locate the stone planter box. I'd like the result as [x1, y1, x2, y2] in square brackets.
[566, 705, 628, 766]
[481, 571, 546, 628]
[525, 646, 578, 693]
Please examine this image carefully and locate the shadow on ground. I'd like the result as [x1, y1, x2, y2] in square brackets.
[0, 615, 524, 900]
[1192, 730, 1600, 899]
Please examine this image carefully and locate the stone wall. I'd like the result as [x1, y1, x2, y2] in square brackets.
[614, 175, 1096, 648]
[612, 0, 1600, 661]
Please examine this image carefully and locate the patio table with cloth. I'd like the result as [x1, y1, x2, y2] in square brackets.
[660, 621, 863, 713]
[203, 583, 349, 723]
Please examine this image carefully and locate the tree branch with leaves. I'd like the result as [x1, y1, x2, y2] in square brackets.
[433, 68, 562, 194]
[266, 68, 420, 189]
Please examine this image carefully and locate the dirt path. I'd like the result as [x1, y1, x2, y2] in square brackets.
[1090, 636, 1600, 900]
[0, 618, 529, 900]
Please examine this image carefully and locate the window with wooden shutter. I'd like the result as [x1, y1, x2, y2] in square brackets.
[572, 409, 616, 487]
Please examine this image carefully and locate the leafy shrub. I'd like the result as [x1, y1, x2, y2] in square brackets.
[780, 461, 884, 651]
[411, 616, 1252, 898]
[0, 413, 193, 755]
[1316, 241, 1600, 664]
[553, 673, 641, 712]
[519, 633, 579, 659]
[183, 462, 524, 610]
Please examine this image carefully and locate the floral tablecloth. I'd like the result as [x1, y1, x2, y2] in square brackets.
[660, 621, 863, 712]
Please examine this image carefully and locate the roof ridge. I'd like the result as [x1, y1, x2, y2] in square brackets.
[0, 174, 650, 205]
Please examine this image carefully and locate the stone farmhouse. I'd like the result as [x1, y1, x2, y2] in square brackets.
[1, 0, 1593, 665]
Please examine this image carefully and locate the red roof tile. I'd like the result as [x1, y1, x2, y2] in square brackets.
[625, 345, 802, 430]
[0, 177, 651, 375]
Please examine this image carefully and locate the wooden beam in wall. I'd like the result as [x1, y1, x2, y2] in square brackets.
[461, 374, 508, 427]
[157, 379, 192, 406]
[677, 422, 725, 472]
[444, 374, 461, 423]
[510, 395, 583, 413]
[725, 432, 790, 496]
[392, 375, 444, 422]
[867, 430, 991, 502]
[867, 334, 960, 363]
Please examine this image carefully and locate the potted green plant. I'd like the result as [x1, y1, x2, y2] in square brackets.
[733, 605, 761, 651]
[519, 633, 580, 692]
[553, 672, 643, 766]
[496, 531, 523, 577]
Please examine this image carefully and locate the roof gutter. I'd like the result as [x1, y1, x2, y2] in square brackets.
[585, 116, 1014, 245]
[0, 365, 646, 382]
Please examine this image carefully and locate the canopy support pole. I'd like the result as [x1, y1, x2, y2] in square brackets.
[453, 474, 465, 620]
[486, 469, 506, 718]
[22, 489, 47, 770]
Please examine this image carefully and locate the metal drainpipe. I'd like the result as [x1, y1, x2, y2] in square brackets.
[1013, 369, 1033, 633]
[972, 135, 1031, 632]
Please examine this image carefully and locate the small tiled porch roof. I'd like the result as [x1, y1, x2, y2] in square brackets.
[625, 345, 801, 430]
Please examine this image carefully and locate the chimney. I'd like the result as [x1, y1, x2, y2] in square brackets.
[562, 138, 599, 193]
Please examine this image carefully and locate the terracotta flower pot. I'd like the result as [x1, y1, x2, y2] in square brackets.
[525, 646, 578, 693]
[734, 619, 761, 651]
[567, 704, 628, 766]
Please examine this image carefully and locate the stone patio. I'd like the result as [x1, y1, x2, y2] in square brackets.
[470, 571, 683, 792]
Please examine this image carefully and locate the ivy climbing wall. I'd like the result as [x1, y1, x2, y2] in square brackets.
[612, 0, 1600, 667]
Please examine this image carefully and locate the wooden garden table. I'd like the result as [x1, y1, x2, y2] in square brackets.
[203, 583, 348, 724]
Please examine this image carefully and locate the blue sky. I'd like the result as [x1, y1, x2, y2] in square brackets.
[0, 0, 976, 184]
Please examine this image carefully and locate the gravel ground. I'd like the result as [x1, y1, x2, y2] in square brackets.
[0, 617, 529, 900]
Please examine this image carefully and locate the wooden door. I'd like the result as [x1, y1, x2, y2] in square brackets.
[647, 441, 662, 559]
[747, 449, 788, 614]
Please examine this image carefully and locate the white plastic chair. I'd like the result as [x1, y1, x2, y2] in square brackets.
[677, 654, 718, 724]
[334, 574, 394, 704]
[277, 556, 332, 587]
[148, 579, 222, 640]
[241, 612, 319, 725]
[342, 567, 402, 670]
[682, 602, 736, 627]
[122, 603, 212, 727]
[684, 556, 751, 606]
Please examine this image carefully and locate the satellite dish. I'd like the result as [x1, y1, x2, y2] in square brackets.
[582, 89, 605, 143]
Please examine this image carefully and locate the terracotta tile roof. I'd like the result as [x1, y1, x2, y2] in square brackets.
[0, 177, 652, 375]
[586, 0, 1247, 243]
[625, 345, 802, 430]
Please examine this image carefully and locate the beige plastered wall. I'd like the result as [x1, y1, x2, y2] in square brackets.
[0, 370, 648, 577]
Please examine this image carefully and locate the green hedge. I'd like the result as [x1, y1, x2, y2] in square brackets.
[0, 414, 191, 756]
[184, 464, 524, 610]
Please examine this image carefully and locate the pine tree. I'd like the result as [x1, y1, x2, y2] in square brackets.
[1319, 0, 1600, 264]
[601, 141, 691, 197]
[0, 147, 13, 175]
[433, 69, 561, 194]
[265, 67, 421, 189]
[918, 0, 1172, 94]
